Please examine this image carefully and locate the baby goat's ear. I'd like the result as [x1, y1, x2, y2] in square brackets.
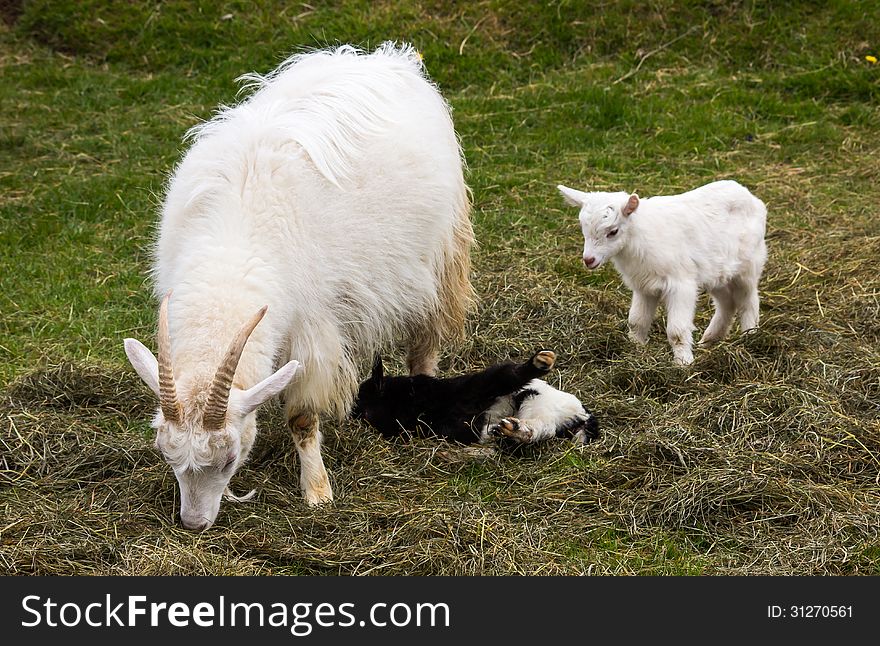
[622, 193, 639, 217]
[371, 355, 385, 388]
[557, 184, 588, 207]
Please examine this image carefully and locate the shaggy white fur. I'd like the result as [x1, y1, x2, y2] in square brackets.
[124, 43, 474, 529]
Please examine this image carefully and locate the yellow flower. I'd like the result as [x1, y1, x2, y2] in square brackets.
[867, 55, 878, 64]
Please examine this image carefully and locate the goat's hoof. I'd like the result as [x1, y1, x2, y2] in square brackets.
[628, 331, 649, 345]
[673, 353, 694, 366]
[532, 350, 555, 371]
[492, 417, 533, 443]
[304, 492, 333, 506]
[303, 481, 334, 506]
[489, 418, 514, 436]
[698, 329, 729, 346]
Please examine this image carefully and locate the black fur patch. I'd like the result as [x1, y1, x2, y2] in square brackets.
[353, 350, 554, 444]
[512, 387, 539, 410]
[555, 412, 600, 442]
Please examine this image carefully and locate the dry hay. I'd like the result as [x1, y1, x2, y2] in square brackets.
[2, 191, 879, 575]
[2, 243, 879, 575]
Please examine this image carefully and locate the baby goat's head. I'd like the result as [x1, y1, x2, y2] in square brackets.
[351, 356, 390, 429]
[557, 184, 639, 269]
[123, 293, 300, 530]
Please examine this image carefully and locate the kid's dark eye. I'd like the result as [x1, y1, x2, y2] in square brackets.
[607, 228, 619, 238]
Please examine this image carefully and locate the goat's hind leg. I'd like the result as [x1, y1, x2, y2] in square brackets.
[699, 285, 736, 346]
[528, 350, 555, 373]
[483, 352, 556, 444]
[731, 276, 760, 332]
[408, 219, 476, 377]
[491, 417, 535, 443]
[406, 327, 440, 376]
[466, 349, 556, 402]
[287, 410, 333, 506]
[490, 413, 559, 444]
[507, 350, 555, 387]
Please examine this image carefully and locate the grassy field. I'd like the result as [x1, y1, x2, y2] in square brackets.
[1, 1, 879, 575]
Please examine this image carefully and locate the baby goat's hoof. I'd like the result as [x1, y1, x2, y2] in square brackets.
[492, 417, 534, 443]
[532, 350, 555, 372]
[698, 330, 726, 347]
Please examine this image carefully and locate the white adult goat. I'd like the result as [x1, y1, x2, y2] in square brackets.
[124, 43, 474, 530]
[558, 180, 766, 365]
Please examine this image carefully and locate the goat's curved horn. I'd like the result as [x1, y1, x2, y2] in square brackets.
[203, 306, 268, 431]
[158, 291, 182, 424]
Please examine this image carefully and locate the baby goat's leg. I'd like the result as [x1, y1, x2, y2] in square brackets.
[470, 350, 555, 400]
[491, 417, 536, 443]
[664, 283, 698, 365]
[491, 416, 555, 444]
[628, 290, 660, 345]
[731, 277, 760, 332]
[287, 411, 333, 506]
[700, 285, 736, 346]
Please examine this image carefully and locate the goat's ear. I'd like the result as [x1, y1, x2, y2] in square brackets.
[557, 184, 588, 208]
[623, 193, 639, 217]
[236, 360, 301, 416]
[124, 338, 161, 399]
[371, 355, 384, 387]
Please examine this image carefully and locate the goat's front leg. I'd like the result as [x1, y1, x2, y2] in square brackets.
[628, 290, 660, 345]
[664, 283, 698, 366]
[287, 411, 333, 505]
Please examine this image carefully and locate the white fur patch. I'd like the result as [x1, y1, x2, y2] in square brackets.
[480, 379, 591, 444]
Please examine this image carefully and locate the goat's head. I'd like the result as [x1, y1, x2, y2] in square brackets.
[124, 293, 300, 530]
[557, 184, 639, 269]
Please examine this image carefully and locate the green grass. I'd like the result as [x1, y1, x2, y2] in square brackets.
[2, 1, 879, 575]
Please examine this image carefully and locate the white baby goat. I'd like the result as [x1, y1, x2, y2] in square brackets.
[557, 180, 767, 365]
